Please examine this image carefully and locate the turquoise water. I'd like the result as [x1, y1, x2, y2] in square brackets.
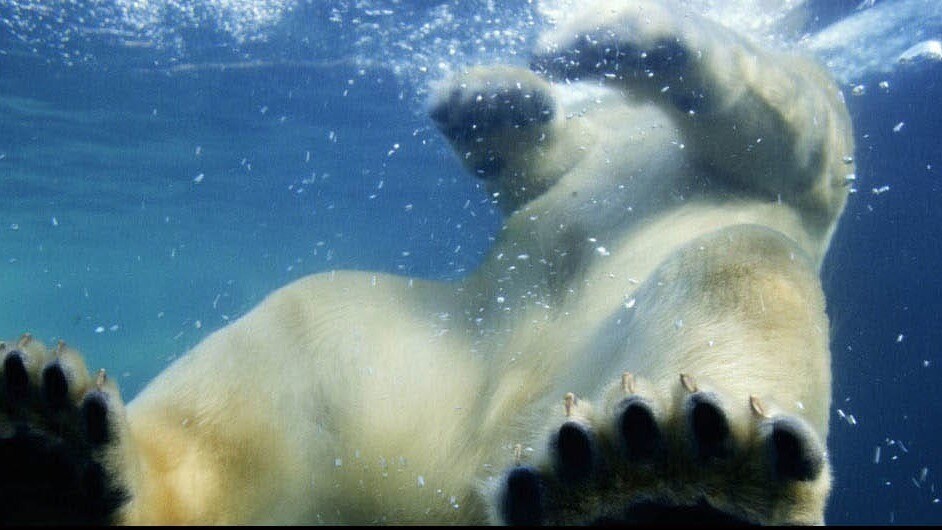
[1, 57, 500, 395]
[2, 0, 942, 523]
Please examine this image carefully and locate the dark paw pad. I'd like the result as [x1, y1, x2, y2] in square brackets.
[0, 428, 128, 524]
[553, 421, 595, 482]
[617, 397, 661, 461]
[531, 33, 709, 113]
[3, 352, 30, 403]
[430, 83, 555, 142]
[500, 466, 544, 526]
[604, 499, 759, 525]
[472, 153, 505, 180]
[81, 392, 111, 446]
[42, 362, 71, 411]
[639, 38, 690, 71]
[767, 417, 824, 482]
[688, 393, 732, 461]
[533, 33, 689, 78]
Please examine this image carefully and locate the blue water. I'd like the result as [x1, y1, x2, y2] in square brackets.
[1, 0, 940, 524]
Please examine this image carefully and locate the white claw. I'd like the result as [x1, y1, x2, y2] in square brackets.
[55, 340, 66, 356]
[680, 373, 697, 393]
[96, 369, 108, 389]
[17, 333, 32, 348]
[622, 372, 636, 395]
[513, 443, 523, 466]
[564, 392, 576, 417]
[750, 395, 769, 418]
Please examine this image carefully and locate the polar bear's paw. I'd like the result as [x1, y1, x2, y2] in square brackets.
[0, 334, 130, 524]
[531, 0, 751, 114]
[429, 66, 556, 180]
[430, 66, 556, 142]
[529, 0, 853, 216]
[496, 373, 828, 525]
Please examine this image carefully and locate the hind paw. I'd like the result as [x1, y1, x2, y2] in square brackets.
[0, 334, 131, 524]
[496, 373, 829, 525]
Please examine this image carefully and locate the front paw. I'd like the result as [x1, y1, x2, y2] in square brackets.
[0, 334, 131, 524]
[531, 0, 730, 113]
[430, 66, 556, 141]
[429, 66, 556, 179]
[494, 373, 829, 525]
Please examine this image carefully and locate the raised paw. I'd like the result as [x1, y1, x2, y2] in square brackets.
[429, 65, 558, 181]
[531, 0, 729, 112]
[0, 334, 131, 524]
[496, 373, 829, 525]
[430, 66, 555, 144]
[529, 0, 854, 221]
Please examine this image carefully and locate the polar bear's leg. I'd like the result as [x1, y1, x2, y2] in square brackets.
[430, 65, 594, 211]
[533, 0, 854, 230]
[0, 335, 134, 524]
[489, 225, 833, 525]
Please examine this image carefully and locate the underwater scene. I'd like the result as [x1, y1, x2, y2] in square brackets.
[1, 0, 941, 524]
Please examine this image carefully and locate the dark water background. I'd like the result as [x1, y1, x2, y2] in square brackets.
[1, 0, 940, 524]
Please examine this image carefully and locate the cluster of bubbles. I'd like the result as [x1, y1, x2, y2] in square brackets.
[538, 0, 811, 43]
[3, 0, 939, 99]
[0, 0, 820, 80]
[0, 0, 292, 66]
[0, 0, 542, 83]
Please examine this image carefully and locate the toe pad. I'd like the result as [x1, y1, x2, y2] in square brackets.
[500, 466, 544, 526]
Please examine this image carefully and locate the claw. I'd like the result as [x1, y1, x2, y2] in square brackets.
[55, 340, 66, 356]
[564, 392, 575, 417]
[16, 333, 32, 348]
[622, 372, 636, 395]
[513, 443, 523, 466]
[680, 373, 698, 393]
[750, 395, 769, 418]
[96, 369, 107, 390]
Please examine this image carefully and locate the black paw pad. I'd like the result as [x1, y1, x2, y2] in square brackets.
[81, 392, 111, 446]
[500, 466, 544, 526]
[636, 38, 690, 77]
[430, 85, 554, 143]
[553, 421, 595, 483]
[3, 352, 30, 402]
[530, 39, 614, 82]
[768, 417, 823, 482]
[0, 427, 128, 524]
[617, 397, 661, 461]
[532, 33, 691, 81]
[42, 362, 71, 411]
[473, 153, 505, 180]
[688, 393, 732, 461]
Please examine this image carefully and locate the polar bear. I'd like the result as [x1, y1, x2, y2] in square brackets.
[0, 0, 853, 525]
